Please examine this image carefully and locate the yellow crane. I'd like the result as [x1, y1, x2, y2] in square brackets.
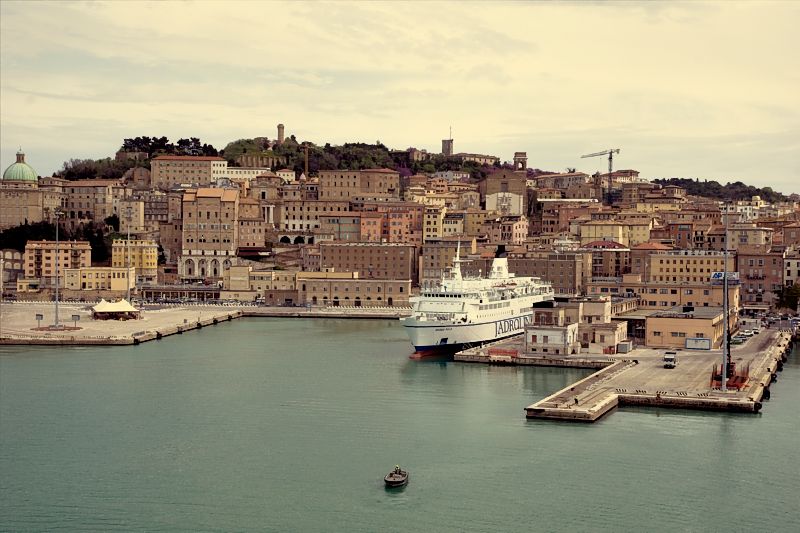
[581, 148, 620, 205]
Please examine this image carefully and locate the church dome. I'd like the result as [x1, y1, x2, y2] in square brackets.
[2, 149, 38, 182]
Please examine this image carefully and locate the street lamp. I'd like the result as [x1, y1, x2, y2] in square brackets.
[126, 206, 132, 302]
[53, 208, 64, 328]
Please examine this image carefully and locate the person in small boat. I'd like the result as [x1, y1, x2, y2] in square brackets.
[394, 465, 401, 474]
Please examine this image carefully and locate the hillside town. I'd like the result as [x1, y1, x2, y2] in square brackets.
[2, 124, 799, 353]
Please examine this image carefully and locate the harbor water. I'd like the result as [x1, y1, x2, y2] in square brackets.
[1, 318, 798, 532]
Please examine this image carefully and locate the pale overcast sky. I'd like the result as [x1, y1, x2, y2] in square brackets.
[1, 1, 798, 193]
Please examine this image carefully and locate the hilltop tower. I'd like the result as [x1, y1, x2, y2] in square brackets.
[442, 138, 454, 156]
[513, 152, 527, 171]
[277, 123, 285, 145]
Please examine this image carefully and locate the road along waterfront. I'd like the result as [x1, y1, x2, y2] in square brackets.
[1, 318, 798, 532]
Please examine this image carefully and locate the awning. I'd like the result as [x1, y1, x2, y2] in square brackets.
[92, 299, 139, 313]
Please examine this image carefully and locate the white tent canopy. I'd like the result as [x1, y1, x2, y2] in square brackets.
[92, 299, 139, 315]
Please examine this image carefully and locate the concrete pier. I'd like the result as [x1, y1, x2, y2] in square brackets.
[523, 329, 792, 421]
[0, 302, 411, 346]
[454, 329, 794, 421]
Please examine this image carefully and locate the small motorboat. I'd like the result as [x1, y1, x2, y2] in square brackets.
[384, 466, 409, 488]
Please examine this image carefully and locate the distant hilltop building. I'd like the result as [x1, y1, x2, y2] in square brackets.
[442, 138, 454, 156]
[2, 149, 37, 183]
[277, 123, 285, 145]
[1, 149, 65, 230]
[513, 152, 527, 171]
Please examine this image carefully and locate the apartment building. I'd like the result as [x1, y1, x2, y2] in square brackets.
[237, 198, 266, 248]
[281, 199, 350, 231]
[111, 239, 158, 284]
[587, 273, 740, 312]
[23, 240, 91, 286]
[319, 242, 416, 282]
[423, 206, 446, 242]
[737, 247, 785, 310]
[64, 266, 135, 292]
[151, 155, 227, 189]
[318, 169, 400, 200]
[64, 179, 126, 229]
[296, 271, 411, 307]
[419, 238, 477, 286]
[180, 188, 240, 280]
[705, 223, 773, 252]
[480, 216, 528, 244]
[647, 250, 734, 284]
[506, 251, 592, 296]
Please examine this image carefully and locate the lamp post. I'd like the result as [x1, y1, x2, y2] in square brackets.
[721, 204, 730, 392]
[0, 257, 4, 338]
[53, 208, 64, 328]
[126, 206, 132, 302]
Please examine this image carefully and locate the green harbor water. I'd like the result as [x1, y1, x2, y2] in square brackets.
[1, 318, 799, 532]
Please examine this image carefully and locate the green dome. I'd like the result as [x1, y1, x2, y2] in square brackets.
[2, 150, 38, 182]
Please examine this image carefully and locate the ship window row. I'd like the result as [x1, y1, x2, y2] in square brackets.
[480, 302, 509, 310]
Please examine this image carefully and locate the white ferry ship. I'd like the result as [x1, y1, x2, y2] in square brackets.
[403, 246, 554, 353]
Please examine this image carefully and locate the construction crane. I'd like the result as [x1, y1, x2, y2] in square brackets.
[581, 148, 620, 205]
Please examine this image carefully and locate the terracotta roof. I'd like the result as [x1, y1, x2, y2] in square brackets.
[153, 155, 225, 161]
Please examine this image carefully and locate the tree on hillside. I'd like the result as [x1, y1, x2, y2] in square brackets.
[652, 178, 788, 203]
[774, 284, 800, 312]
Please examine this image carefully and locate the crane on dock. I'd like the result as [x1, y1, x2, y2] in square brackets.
[581, 148, 620, 205]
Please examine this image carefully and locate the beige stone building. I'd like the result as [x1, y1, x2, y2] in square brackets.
[64, 179, 126, 229]
[419, 238, 477, 285]
[180, 188, 240, 280]
[296, 271, 411, 307]
[1, 150, 65, 230]
[319, 242, 417, 282]
[24, 240, 91, 287]
[318, 169, 400, 201]
[238, 197, 267, 248]
[506, 251, 592, 296]
[647, 250, 734, 284]
[151, 155, 227, 190]
[423, 206, 446, 242]
[64, 266, 135, 292]
[645, 306, 726, 349]
[111, 240, 158, 284]
[588, 273, 740, 313]
[281, 199, 351, 231]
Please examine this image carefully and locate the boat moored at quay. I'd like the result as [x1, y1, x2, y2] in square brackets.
[403, 246, 554, 354]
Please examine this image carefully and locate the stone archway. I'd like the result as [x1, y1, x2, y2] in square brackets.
[199, 258, 207, 277]
[210, 259, 220, 278]
[185, 258, 195, 277]
[280, 236, 291, 244]
[293, 236, 305, 245]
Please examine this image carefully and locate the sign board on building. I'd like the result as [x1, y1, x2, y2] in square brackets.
[710, 272, 740, 285]
[686, 337, 712, 350]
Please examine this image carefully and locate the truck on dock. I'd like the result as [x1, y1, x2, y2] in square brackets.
[663, 351, 677, 369]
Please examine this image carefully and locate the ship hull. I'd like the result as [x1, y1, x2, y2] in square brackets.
[404, 311, 533, 353]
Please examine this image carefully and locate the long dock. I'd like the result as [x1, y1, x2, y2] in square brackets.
[455, 330, 794, 421]
[0, 302, 411, 346]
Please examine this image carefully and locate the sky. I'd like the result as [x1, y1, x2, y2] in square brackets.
[1, 1, 798, 194]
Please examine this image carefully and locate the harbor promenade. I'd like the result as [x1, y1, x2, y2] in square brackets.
[0, 302, 411, 346]
[456, 329, 794, 421]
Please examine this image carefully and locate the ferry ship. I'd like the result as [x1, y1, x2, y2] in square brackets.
[403, 246, 554, 354]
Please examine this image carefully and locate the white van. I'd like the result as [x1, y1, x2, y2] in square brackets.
[663, 351, 677, 369]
